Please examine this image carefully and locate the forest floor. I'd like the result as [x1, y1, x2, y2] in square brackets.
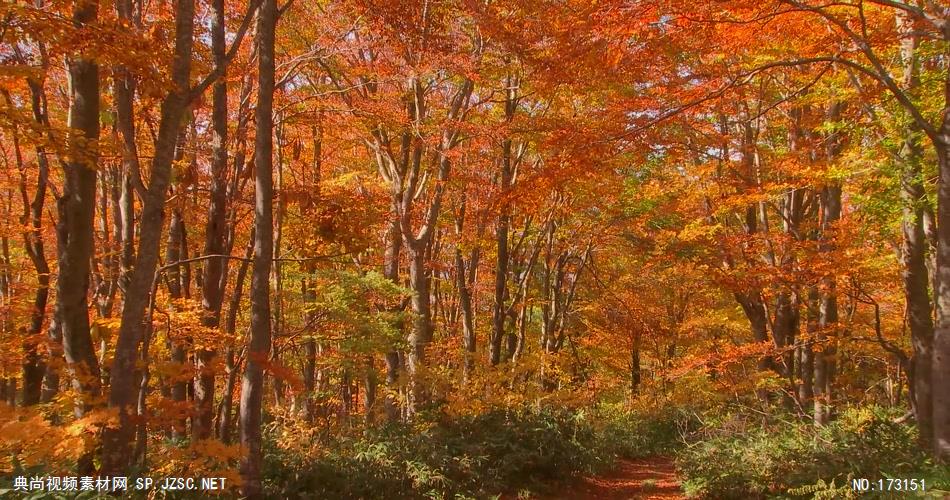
[549, 456, 684, 499]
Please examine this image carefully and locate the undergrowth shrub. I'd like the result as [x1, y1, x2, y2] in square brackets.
[677, 405, 949, 499]
[593, 403, 694, 459]
[263, 407, 612, 499]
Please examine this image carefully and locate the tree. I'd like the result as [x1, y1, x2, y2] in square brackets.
[102, 0, 258, 474]
[240, 0, 277, 494]
[195, 0, 230, 441]
[57, 0, 102, 421]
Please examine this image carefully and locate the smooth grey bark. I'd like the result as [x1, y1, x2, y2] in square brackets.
[902, 147, 935, 447]
[270, 115, 287, 408]
[219, 231, 253, 444]
[813, 102, 844, 425]
[388, 78, 473, 413]
[113, 0, 140, 299]
[383, 215, 402, 422]
[57, 0, 102, 418]
[302, 276, 318, 423]
[490, 172, 511, 365]
[240, 0, 276, 494]
[891, 15, 937, 449]
[800, 286, 817, 409]
[814, 182, 841, 425]
[406, 241, 434, 412]
[933, 138, 950, 460]
[215, 69, 256, 443]
[194, 0, 229, 441]
[490, 74, 518, 366]
[454, 197, 479, 380]
[164, 207, 188, 438]
[930, 14, 950, 463]
[103, 0, 195, 476]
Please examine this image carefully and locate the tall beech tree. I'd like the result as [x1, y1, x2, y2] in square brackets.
[195, 0, 230, 442]
[57, 0, 102, 417]
[240, 0, 277, 493]
[5, 43, 52, 407]
[103, 0, 259, 474]
[103, 0, 198, 473]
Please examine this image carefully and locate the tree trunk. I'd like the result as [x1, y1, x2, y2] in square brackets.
[301, 124, 322, 424]
[800, 287, 817, 411]
[240, 0, 276, 494]
[933, 135, 950, 460]
[219, 231, 253, 444]
[491, 190, 510, 366]
[774, 120, 806, 402]
[490, 76, 517, 366]
[57, 0, 102, 418]
[382, 215, 402, 422]
[270, 115, 287, 408]
[814, 100, 844, 425]
[91, 164, 119, 325]
[194, 0, 229, 442]
[453, 198, 478, 380]
[217, 71, 255, 445]
[736, 292, 775, 402]
[903, 146, 935, 449]
[41, 318, 61, 403]
[103, 0, 195, 475]
[164, 208, 188, 438]
[772, 290, 798, 386]
[630, 332, 641, 398]
[930, 18, 950, 462]
[13, 78, 52, 406]
[113, 0, 139, 300]
[894, 34, 935, 445]
[363, 357, 377, 423]
[406, 246, 432, 413]
[302, 277, 318, 423]
[815, 186, 842, 425]
[456, 244, 477, 379]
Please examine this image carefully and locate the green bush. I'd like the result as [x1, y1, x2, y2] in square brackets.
[677, 406, 947, 499]
[262, 407, 612, 499]
[592, 403, 693, 459]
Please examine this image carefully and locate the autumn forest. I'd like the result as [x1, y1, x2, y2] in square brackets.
[0, 0, 949, 498]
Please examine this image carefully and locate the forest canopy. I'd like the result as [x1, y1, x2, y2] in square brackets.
[0, 0, 948, 498]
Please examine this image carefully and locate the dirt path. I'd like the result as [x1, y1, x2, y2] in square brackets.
[552, 456, 684, 499]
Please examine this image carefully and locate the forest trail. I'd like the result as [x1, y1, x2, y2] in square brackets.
[552, 456, 684, 499]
